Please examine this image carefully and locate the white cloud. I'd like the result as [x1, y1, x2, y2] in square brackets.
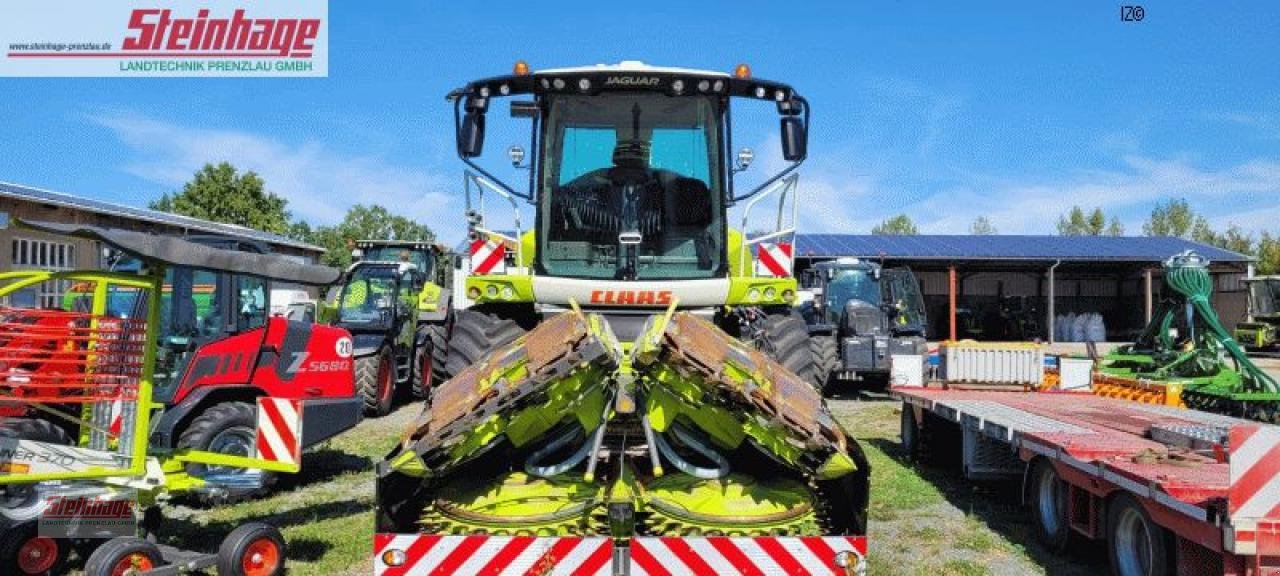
[92, 113, 468, 239]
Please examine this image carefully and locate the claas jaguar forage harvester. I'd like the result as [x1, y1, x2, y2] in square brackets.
[375, 61, 870, 575]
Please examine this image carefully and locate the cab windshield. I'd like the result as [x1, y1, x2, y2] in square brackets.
[361, 246, 433, 277]
[826, 269, 881, 309]
[1251, 280, 1280, 316]
[539, 93, 724, 280]
[338, 266, 401, 325]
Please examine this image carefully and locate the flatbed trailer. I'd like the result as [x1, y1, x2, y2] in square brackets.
[893, 386, 1280, 576]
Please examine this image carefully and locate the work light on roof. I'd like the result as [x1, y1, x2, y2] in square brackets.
[734, 63, 751, 78]
[513, 60, 530, 75]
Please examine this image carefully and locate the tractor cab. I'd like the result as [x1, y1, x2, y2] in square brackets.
[449, 61, 808, 312]
[1236, 276, 1280, 350]
[1246, 277, 1280, 319]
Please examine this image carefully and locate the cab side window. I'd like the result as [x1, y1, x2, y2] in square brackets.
[238, 275, 269, 331]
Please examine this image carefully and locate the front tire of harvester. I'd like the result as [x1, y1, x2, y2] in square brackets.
[810, 335, 840, 396]
[84, 537, 163, 576]
[177, 401, 276, 503]
[1029, 459, 1071, 553]
[216, 522, 287, 576]
[1106, 493, 1174, 576]
[424, 321, 451, 385]
[410, 327, 432, 400]
[357, 348, 395, 417]
[0, 521, 68, 576]
[444, 308, 527, 377]
[759, 312, 819, 388]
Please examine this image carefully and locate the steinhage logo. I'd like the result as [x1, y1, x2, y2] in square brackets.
[123, 8, 321, 57]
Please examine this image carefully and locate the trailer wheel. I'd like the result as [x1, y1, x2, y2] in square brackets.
[1106, 494, 1174, 576]
[1029, 459, 1070, 552]
[217, 522, 286, 576]
[809, 335, 840, 396]
[177, 401, 275, 503]
[0, 521, 68, 576]
[900, 406, 921, 458]
[445, 308, 526, 377]
[424, 321, 451, 385]
[84, 537, 162, 576]
[758, 312, 819, 389]
[357, 348, 395, 416]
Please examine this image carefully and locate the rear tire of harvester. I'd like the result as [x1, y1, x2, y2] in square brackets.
[758, 311, 820, 389]
[177, 401, 276, 504]
[444, 308, 527, 378]
[809, 335, 840, 397]
[357, 349, 396, 417]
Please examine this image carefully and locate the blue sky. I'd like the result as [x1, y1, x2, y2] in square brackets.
[2, 1, 1279, 243]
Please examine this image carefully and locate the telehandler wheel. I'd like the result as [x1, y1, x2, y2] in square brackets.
[809, 335, 840, 396]
[758, 312, 819, 388]
[357, 348, 396, 417]
[1, 521, 68, 576]
[444, 308, 526, 377]
[177, 401, 276, 503]
[84, 537, 163, 576]
[217, 522, 287, 576]
[424, 321, 451, 385]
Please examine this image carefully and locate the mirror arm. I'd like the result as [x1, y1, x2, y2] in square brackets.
[454, 97, 531, 202]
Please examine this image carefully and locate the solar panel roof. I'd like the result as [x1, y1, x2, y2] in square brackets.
[794, 234, 1252, 263]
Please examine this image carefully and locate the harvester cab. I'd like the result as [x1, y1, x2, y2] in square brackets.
[1235, 276, 1280, 350]
[439, 60, 819, 386]
[0, 220, 356, 575]
[801, 258, 928, 393]
[329, 258, 431, 416]
[375, 63, 869, 576]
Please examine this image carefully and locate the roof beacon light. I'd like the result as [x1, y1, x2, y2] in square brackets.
[513, 60, 530, 75]
[734, 63, 751, 78]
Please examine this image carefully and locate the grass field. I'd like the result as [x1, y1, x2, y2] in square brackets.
[73, 393, 1112, 575]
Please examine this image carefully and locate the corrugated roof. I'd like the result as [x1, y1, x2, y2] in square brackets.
[794, 234, 1252, 263]
[0, 181, 323, 254]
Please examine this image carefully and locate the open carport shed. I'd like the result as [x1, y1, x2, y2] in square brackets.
[793, 234, 1253, 342]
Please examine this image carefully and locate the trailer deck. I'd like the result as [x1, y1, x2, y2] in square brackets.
[893, 386, 1280, 576]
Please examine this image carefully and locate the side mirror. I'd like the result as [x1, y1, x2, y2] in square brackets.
[508, 145, 527, 168]
[459, 111, 486, 158]
[734, 148, 754, 173]
[780, 116, 806, 161]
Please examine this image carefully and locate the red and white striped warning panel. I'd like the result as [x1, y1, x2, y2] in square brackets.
[255, 397, 302, 467]
[1229, 424, 1280, 556]
[632, 536, 866, 576]
[373, 535, 868, 576]
[374, 535, 612, 576]
[470, 238, 507, 275]
[754, 242, 793, 277]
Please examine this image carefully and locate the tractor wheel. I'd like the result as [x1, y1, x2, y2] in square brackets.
[444, 308, 526, 377]
[216, 522, 287, 576]
[424, 321, 452, 385]
[177, 401, 275, 503]
[0, 521, 68, 576]
[410, 328, 432, 400]
[809, 335, 840, 396]
[84, 537, 163, 576]
[758, 312, 819, 388]
[0, 418, 72, 445]
[357, 348, 395, 417]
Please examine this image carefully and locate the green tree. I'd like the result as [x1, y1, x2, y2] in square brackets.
[1106, 216, 1125, 237]
[302, 204, 435, 267]
[1257, 233, 1280, 275]
[872, 214, 919, 235]
[1143, 198, 1210, 239]
[969, 216, 997, 235]
[1056, 206, 1114, 236]
[150, 162, 291, 234]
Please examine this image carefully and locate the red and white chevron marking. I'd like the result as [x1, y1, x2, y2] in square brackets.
[754, 242, 793, 277]
[1229, 424, 1280, 556]
[470, 238, 507, 275]
[374, 535, 612, 576]
[631, 536, 866, 576]
[108, 398, 123, 436]
[373, 535, 867, 576]
[254, 397, 302, 466]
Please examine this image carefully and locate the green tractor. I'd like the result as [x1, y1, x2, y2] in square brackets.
[1100, 251, 1280, 422]
[352, 240, 453, 384]
[376, 61, 869, 568]
[1234, 276, 1280, 352]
